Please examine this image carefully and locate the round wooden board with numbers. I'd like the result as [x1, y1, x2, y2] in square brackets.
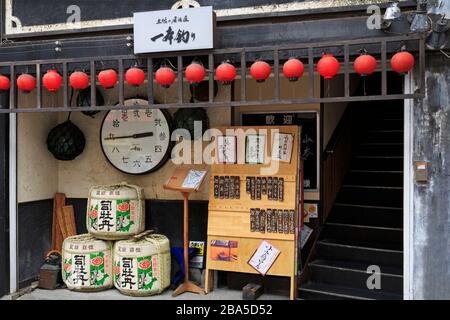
[100, 99, 173, 175]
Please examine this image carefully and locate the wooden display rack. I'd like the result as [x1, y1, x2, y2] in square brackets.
[205, 126, 301, 300]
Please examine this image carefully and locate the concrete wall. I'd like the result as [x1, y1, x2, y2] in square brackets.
[411, 54, 450, 300]
[17, 95, 59, 203]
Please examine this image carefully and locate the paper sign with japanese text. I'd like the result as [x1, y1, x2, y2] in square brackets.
[134, 6, 215, 54]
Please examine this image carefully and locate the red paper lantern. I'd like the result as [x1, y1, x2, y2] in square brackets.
[17, 74, 36, 93]
[0, 75, 10, 91]
[250, 60, 271, 82]
[391, 51, 415, 74]
[42, 70, 63, 92]
[155, 66, 176, 88]
[283, 58, 305, 81]
[354, 54, 377, 76]
[98, 69, 118, 89]
[317, 54, 340, 79]
[125, 67, 146, 86]
[69, 71, 90, 90]
[185, 62, 206, 85]
[215, 62, 236, 85]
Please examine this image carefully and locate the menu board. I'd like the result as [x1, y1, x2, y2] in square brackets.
[181, 170, 207, 190]
[241, 112, 318, 190]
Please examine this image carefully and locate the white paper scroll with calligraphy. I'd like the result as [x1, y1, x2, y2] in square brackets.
[272, 132, 294, 163]
[217, 135, 237, 164]
[245, 134, 266, 164]
[248, 240, 281, 275]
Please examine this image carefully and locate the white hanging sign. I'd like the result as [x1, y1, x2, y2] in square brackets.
[133, 6, 215, 54]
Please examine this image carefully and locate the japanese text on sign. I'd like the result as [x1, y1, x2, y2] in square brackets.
[134, 6, 214, 54]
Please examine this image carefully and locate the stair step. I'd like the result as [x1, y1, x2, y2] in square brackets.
[308, 259, 403, 294]
[345, 171, 403, 188]
[342, 185, 402, 190]
[298, 282, 403, 300]
[328, 203, 402, 228]
[316, 240, 403, 267]
[364, 130, 403, 144]
[356, 144, 403, 157]
[336, 185, 403, 208]
[311, 259, 402, 275]
[352, 156, 403, 171]
[365, 119, 403, 130]
[321, 223, 403, 250]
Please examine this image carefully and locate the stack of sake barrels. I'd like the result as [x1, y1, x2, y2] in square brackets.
[61, 182, 171, 296]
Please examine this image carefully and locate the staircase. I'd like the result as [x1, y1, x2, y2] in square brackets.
[298, 104, 404, 300]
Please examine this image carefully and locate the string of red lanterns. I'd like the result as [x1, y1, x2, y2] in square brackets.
[6, 51, 414, 94]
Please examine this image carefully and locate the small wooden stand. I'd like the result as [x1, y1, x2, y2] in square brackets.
[164, 167, 207, 297]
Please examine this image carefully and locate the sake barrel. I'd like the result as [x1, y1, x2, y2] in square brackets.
[87, 182, 145, 240]
[113, 232, 171, 296]
[62, 234, 113, 292]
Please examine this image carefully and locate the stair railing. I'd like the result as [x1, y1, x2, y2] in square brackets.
[322, 106, 356, 224]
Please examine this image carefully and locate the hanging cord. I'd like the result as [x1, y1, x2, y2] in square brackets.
[67, 87, 75, 122]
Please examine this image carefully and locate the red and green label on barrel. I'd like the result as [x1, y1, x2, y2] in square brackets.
[137, 256, 158, 290]
[89, 199, 135, 232]
[63, 252, 109, 287]
[90, 252, 109, 286]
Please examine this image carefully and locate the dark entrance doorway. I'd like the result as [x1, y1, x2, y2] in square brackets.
[299, 72, 405, 300]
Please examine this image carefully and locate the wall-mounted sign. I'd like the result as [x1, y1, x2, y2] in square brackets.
[134, 6, 215, 54]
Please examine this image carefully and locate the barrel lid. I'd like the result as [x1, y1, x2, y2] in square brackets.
[63, 234, 112, 251]
[89, 182, 143, 199]
[115, 231, 169, 246]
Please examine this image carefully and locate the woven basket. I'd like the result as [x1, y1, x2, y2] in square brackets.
[86, 182, 145, 240]
[62, 234, 113, 292]
[113, 231, 171, 296]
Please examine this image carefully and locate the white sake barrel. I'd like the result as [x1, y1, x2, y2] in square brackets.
[62, 234, 113, 292]
[113, 232, 171, 296]
[87, 182, 145, 240]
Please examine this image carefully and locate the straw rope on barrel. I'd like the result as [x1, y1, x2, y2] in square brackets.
[113, 231, 171, 296]
[62, 234, 114, 292]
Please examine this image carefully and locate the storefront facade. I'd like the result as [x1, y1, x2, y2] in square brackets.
[0, 0, 449, 300]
